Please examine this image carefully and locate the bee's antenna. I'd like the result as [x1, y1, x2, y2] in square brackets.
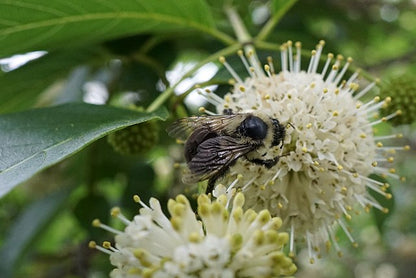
[287, 122, 295, 129]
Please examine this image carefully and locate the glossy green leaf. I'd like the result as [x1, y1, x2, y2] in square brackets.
[0, 0, 215, 57]
[0, 187, 72, 277]
[0, 103, 168, 197]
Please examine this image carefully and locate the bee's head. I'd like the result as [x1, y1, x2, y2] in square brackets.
[236, 113, 287, 147]
[237, 115, 268, 140]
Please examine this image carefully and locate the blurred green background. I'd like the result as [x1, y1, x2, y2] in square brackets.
[0, 0, 415, 277]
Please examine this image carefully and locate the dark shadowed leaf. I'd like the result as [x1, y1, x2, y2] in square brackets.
[0, 187, 72, 278]
[73, 193, 111, 237]
[0, 103, 168, 197]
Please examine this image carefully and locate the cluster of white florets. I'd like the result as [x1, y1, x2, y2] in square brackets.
[90, 193, 296, 277]
[91, 40, 407, 275]
[196, 40, 407, 261]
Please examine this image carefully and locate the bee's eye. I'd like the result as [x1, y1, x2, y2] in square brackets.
[239, 116, 268, 140]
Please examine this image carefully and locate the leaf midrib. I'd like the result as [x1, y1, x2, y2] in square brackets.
[0, 11, 213, 36]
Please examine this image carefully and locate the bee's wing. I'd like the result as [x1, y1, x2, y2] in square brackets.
[182, 136, 256, 184]
[167, 115, 245, 141]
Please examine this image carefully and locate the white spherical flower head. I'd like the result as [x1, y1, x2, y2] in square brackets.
[90, 193, 297, 277]
[196, 41, 407, 261]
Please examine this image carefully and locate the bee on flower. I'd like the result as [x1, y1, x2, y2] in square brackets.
[172, 40, 408, 262]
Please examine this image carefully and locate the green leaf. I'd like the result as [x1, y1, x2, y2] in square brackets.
[73, 193, 110, 237]
[0, 47, 102, 113]
[121, 162, 156, 214]
[0, 103, 168, 197]
[0, 0, 216, 57]
[271, 0, 298, 15]
[272, 0, 289, 13]
[368, 174, 395, 234]
[0, 187, 72, 277]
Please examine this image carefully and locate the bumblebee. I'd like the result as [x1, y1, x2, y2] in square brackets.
[167, 110, 286, 193]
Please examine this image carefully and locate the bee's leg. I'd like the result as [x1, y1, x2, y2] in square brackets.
[206, 168, 228, 194]
[206, 178, 216, 194]
[248, 157, 280, 168]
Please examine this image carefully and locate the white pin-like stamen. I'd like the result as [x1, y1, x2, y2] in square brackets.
[374, 133, 403, 140]
[354, 81, 376, 100]
[287, 40, 294, 72]
[334, 57, 352, 85]
[238, 50, 252, 76]
[295, 41, 302, 73]
[311, 40, 325, 74]
[289, 218, 295, 256]
[321, 53, 334, 77]
[307, 50, 316, 74]
[280, 44, 288, 72]
[346, 70, 359, 86]
[337, 219, 356, 245]
[220, 56, 243, 84]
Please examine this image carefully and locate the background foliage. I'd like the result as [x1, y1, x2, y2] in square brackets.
[0, 0, 415, 277]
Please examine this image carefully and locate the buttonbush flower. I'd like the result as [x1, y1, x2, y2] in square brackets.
[196, 40, 408, 262]
[90, 193, 296, 277]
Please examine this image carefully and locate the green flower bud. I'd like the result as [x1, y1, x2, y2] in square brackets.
[107, 120, 159, 155]
[380, 75, 416, 125]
